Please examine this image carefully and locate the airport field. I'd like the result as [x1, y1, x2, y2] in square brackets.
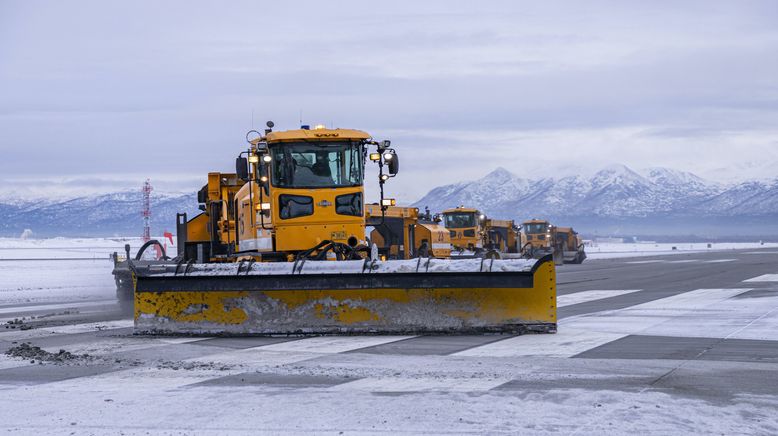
[1, 239, 777, 434]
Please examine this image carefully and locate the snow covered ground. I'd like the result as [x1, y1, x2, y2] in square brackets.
[0, 237, 165, 305]
[586, 241, 778, 259]
[2, 238, 778, 434]
[0, 236, 166, 260]
[0, 237, 775, 305]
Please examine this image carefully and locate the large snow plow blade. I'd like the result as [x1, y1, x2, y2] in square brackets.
[132, 256, 556, 335]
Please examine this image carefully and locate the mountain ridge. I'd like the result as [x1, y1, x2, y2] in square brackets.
[1, 164, 777, 237]
[411, 165, 778, 236]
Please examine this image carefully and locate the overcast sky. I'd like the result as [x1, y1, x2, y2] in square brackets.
[1, 0, 777, 202]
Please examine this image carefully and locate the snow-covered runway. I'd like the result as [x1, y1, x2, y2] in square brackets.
[1, 241, 778, 434]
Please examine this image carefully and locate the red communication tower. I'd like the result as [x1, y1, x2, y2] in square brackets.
[142, 179, 152, 243]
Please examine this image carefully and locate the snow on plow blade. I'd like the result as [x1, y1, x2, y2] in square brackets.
[132, 255, 556, 335]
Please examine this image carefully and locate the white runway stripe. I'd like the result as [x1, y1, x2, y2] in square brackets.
[557, 290, 641, 307]
[452, 328, 625, 358]
[0, 319, 134, 340]
[196, 335, 415, 366]
[44, 320, 134, 334]
[455, 288, 755, 358]
[0, 300, 115, 316]
[563, 288, 757, 339]
[41, 335, 417, 391]
[330, 376, 510, 392]
[625, 259, 714, 264]
[744, 274, 778, 282]
[252, 335, 415, 354]
[625, 260, 665, 264]
[40, 336, 212, 356]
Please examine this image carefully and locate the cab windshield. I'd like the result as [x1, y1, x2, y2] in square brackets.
[444, 212, 476, 228]
[271, 142, 364, 188]
[524, 223, 549, 234]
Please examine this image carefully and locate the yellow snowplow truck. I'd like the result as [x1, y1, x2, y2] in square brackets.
[366, 205, 451, 259]
[521, 219, 586, 264]
[554, 227, 587, 264]
[123, 122, 557, 335]
[441, 206, 520, 258]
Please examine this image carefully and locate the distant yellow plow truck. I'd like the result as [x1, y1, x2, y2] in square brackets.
[366, 205, 451, 260]
[441, 206, 521, 259]
[521, 219, 586, 264]
[121, 123, 557, 335]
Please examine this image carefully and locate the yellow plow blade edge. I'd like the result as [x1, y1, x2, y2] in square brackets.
[132, 256, 556, 335]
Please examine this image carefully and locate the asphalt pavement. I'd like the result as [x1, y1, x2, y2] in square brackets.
[1, 248, 777, 434]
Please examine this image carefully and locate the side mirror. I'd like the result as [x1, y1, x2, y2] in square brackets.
[236, 157, 249, 182]
[387, 153, 399, 176]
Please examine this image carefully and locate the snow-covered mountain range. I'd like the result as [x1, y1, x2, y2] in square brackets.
[0, 191, 199, 238]
[1, 164, 777, 237]
[412, 165, 778, 236]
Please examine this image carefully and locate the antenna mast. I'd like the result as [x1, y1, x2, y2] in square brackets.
[142, 179, 152, 243]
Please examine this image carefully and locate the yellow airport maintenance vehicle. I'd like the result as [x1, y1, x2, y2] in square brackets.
[442, 206, 482, 252]
[441, 206, 520, 258]
[121, 122, 557, 335]
[554, 226, 587, 264]
[521, 219, 586, 264]
[366, 205, 451, 259]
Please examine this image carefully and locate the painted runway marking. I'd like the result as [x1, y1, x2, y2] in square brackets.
[453, 328, 626, 358]
[248, 335, 417, 355]
[44, 320, 134, 334]
[557, 290, 641, 307]
[0, 300, 116, 316]
[744, 274, 778, 282]
[624, 258, 737, 265]
[330, 376, 510, 392]
[564, 288, 768, 340]
[40, 335, 418, 391]
[0, 319, 134, 340]
[456, 288, 756, 358]
[40, 336, 213, 356]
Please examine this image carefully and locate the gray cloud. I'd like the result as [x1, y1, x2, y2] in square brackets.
[1, 0, 777, 202]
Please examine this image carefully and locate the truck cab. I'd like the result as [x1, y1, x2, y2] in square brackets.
[442, 207, 482, 252]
